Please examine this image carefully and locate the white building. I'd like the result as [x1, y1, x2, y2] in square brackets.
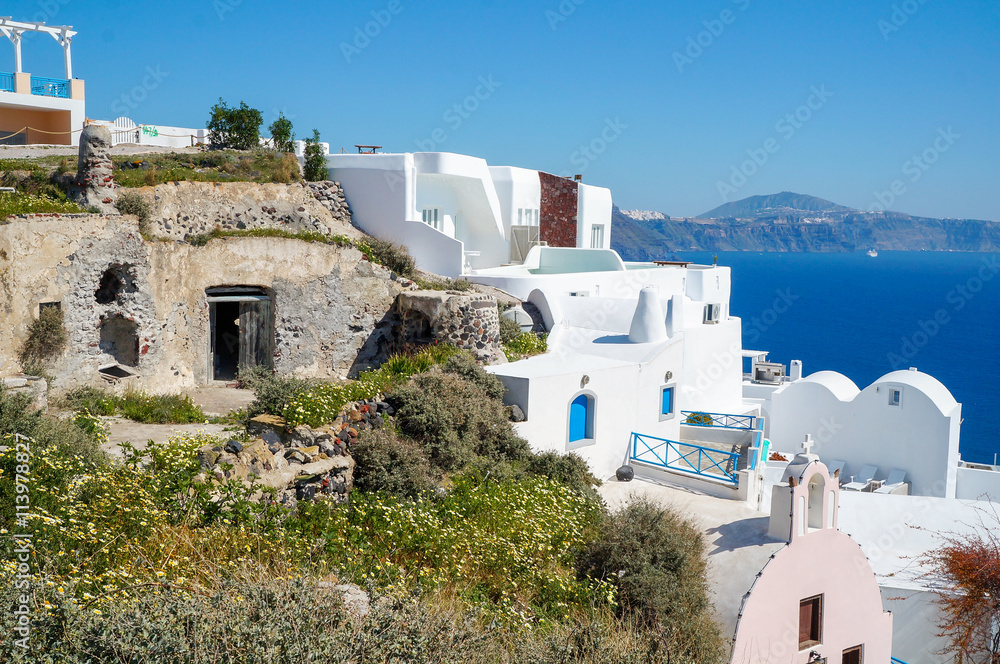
[485, 249, 764, 503]
[326, 152, 612, 278]
[0, 18, 85, 146]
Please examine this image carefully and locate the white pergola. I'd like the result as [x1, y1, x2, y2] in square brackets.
[0, 17, 76, 79]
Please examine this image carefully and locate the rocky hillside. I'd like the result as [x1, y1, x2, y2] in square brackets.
[612, 193, 1000, 259]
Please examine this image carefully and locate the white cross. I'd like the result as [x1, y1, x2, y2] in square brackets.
[801, 434, 815, 455]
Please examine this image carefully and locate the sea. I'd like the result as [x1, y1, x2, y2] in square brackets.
[672, 251, 1000, 465]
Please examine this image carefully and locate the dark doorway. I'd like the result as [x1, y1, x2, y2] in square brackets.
[212, 301, 241, 380]
[207, 287, 273, 382]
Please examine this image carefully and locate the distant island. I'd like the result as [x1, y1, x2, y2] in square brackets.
[612, 191, 1000, 260]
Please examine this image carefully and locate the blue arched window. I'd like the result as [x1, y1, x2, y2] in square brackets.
[569, 393, 594, 443]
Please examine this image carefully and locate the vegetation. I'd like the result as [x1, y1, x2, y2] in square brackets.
[207, 98, 263, 150]
[499, 312, 522, 344]
[924, 508, 1000, 663]
[61, 386, 206, 424]
[504, 331, 548, 360]
[577, 498, 726, 663]
[684, 412, 714, 426]
[303, 129, 327, 181]
[17, 306, 67, 376]
[114, 189, 152, 235]
[0, 191, 85, 220]
[185, 226, 339, 247]
[282, 344, 461, 427]
[364, 237, 416, 278]
[113, 151, 301, 188]
[0, 385, 105, 467]
[0, 344, 723, 659]
[268, 112, 295, 154]
[413, 276, 474, 291]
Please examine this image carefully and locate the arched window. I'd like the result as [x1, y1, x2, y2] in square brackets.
[569, 393, 595, 445]
[808, 474, 826, 530]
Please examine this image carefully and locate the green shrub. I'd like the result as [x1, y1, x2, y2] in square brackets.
[498, 313, 521, 344]
[60, 386, 118, 416]
[525, 451, 601, 504]
[504, 331, 548, 360]
[281, 345, 461, 428]
[685, 411, 713, 425]
[17, 305, 66, 372]
[207, 98, 263, 150]
[116, 389, 206, 424]
[575, 498, 725, 663]
[442, 351, 504, 401]
[0, 577, 502, 663]
[364, 237, 416, 278]
[387, 371, 529, 472]
[268, 112, 295, 153]
[0, 385, 105, 468]
[244, 369, 316, 420]
[351, 428, 438, 498]
[114, 189, 152, 233]
[303, 129, 327, 181]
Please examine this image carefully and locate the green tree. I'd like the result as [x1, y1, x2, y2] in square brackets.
[207, 98, 263, 150]
[303, 129, 327, 181]
[268, 113, 295, 153]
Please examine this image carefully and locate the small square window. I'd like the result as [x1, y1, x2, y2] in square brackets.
[888, 389, 901, 406]
[660, 386, 674, 418]
[799, 595, 823, 649]
[842, 645, 863, 664]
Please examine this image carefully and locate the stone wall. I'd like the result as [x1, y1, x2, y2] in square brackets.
[539, 171, 579, 248]
[395, 290, 504, 364]
[136, 180, 359, 242]
[0, 214, 406, 392]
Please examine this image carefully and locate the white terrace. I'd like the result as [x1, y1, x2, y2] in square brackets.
[0, 17, 85, 146]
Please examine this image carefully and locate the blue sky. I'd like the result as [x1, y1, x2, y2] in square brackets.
[5, 0, 999, 219]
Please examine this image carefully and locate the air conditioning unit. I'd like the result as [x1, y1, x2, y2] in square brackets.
[703, 303, 721, 324]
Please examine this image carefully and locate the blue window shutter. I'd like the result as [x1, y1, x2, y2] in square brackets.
[570, 394, 589, 442]
[661, 388, 673, 415]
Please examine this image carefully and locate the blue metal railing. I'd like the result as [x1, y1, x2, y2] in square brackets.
[891, 657, 911, 664]
[630, 432, 740, 485]
[681, 410, 756, 430]
[30, 75, 69, 98]
[0, 72, 13, 93]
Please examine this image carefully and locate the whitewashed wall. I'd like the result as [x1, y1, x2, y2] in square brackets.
[766, 370, 961, 497]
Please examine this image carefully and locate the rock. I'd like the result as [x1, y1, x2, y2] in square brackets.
[248, 414, 287, 437]
[260, 429, 282, 448]
[197, 445, 222, 469]
[508, 404, 526, 422]
[616, 465, 635, 482]
[290, 424, 316, 446]
[70, 125, 116, 213]
[225, 440, 244, 454]
[295, 445, 320, 461]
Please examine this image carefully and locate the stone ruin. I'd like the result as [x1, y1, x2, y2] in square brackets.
[395, 290, 504, 364]
[70, 124, 116, 212]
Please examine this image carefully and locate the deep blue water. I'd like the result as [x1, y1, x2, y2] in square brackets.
[674, 251, 1000, 465]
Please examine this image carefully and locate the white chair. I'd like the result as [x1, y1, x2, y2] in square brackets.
[842, 465, 877, 491]
[875, 469, 908, 494]
[827, 459, 846, 479]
